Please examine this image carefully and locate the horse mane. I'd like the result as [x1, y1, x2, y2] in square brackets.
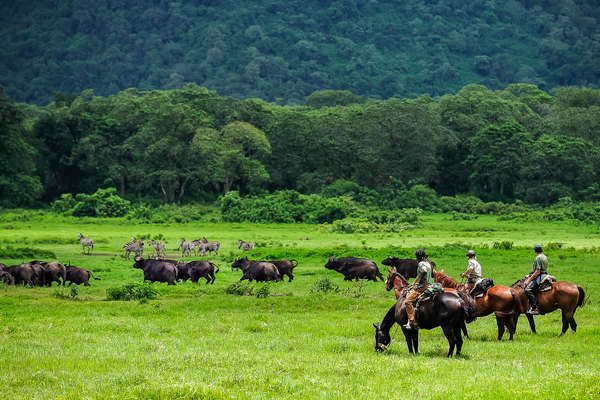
[433, 270, 459, 289]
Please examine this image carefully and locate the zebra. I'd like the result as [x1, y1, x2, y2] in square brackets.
[194, 238, 220, 256]
[78, 233, 94, 255]
[238, 240, 255, 251]
[179, 238, 195, 257]
[124, 238, 144, 260]
[149, 239, 166, 259]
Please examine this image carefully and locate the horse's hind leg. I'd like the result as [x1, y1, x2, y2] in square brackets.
[442, 325, 456, 357]
[461, 321, 469, 339]
[412, 331, 419, 355]
[402, 328, 414, 354]
[454, 325, 463, 355]
[496, 317, 505, 341]
[526, 314, 536, 334]
[569, 317, 577, 333]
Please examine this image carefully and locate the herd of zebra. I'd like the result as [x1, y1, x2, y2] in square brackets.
[77, 233, 255, 259]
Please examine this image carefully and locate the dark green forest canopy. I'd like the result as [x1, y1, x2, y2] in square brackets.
[1, 0, 599, 105]
[1, 83, 599, 209]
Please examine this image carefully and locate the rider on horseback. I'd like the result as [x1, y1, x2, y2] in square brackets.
[403, 249, 433, 330]
[524, 243, 548, 315]
[460, 249, 481, 295]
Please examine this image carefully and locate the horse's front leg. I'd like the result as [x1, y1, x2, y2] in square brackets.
[441, 325, 456, 357]
[496, 316, 506, 341]
[402, 327, 414, 354]
[526, 314, 537, 334]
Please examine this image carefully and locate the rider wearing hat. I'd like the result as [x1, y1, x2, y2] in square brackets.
[524, 243, 548, 315]
[460, 249, 482, 294]
[403, 249, 433, 330]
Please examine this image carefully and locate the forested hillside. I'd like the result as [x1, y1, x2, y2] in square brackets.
[1, 0, 599, 105]
[2, 83, 599, 210]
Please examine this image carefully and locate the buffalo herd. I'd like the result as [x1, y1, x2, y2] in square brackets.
[0, 260, 99, 286]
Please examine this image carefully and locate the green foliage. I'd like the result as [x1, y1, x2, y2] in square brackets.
[492, 241, 514, 250]
[255, 284, 271, 298]
[0, 246, 56, 259]
[53, 285, 79, 300]
[106, 283, 159, 301]
[305, 90, 365, 108]
[309, 277, 340, 295]
[225, 282, 254, 296]
[52, 188, 130, 217]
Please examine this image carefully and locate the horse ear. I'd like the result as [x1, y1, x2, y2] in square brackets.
[392, 267, 397, 273]
[441, 268, 444, 273]
[373, 323, 378, 329]
[387, 267, 391, 273]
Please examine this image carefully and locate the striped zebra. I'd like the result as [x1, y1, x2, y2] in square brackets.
[78, 233, 94, 255]
[238, 240, 255, 251]
[179, 238, 195, 257]
[149, 239, 166, 259]
[124, 238, 144, 260]
[194, 238, 220, 256]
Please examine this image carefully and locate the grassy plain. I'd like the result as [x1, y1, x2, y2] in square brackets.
[0, 212, 599, 399]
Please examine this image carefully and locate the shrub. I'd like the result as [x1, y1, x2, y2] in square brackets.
[53, 286, 79, 300]
[53, 188, 131, 217]
[492, 241, 513, 250]
[225, 282, 254, 296]
[255, 284, 271, 298]
[309, 277, 340, 294]
[106, 283, 159, 301]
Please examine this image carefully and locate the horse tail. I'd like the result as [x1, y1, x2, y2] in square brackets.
[577, 286, 585, 308]
[455, 290, 477, 323]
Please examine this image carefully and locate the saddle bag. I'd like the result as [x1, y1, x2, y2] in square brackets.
[539, 275, 556, 292]
[416, 283, 444, 307]
[470, 278, 494, 298]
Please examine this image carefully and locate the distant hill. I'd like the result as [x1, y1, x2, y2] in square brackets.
[1, 0, 599, 105]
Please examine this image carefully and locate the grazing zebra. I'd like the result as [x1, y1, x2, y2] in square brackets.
[78, 233, 94, 255]
[180, 238, 195, 257]
[194, 239, 220, 256]
[124, 238, 144, 260]
[149, 239, 166, 259]
[238, 240, 255, 251]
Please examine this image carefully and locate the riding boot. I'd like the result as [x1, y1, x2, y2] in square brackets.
[526, 292, 540, 315]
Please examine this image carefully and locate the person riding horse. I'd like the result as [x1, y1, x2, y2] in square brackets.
[403, 249, 433, 330]
[524, 243, 548, 315]
[460, 249, 482, 295]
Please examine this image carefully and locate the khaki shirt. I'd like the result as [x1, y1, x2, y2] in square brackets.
[416, 260, 432, 286]
[531, 254, 548, 275]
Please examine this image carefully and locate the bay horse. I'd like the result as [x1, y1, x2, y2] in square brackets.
[373, 289, 476, 357]
[512, 276, 585, 336]
[386, 267, 471, 338]
[433, 269, 531, 340]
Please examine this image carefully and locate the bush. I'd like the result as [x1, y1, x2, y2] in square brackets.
[225, 282, 254, 296]
[492, 241, 513, 250]
[309, 277, 340, 294]
[255, 284, 271, 298]
[52, 188, 131, 217]
[106, 283, 159, 301]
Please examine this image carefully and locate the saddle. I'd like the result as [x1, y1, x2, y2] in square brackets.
[470, 278, 494, 298]
[539, 275, 556, 292]
[415, 283, 444, 308]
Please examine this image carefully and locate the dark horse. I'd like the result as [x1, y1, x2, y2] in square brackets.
[374, 280, 476, 357]
[432, 269, 531, 340]
[512, 276, 585, 336]
[386, 267, 471, 338]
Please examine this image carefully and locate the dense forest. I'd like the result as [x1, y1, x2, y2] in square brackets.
[2, 83, 600, 214]
[1, 0, 599, 105]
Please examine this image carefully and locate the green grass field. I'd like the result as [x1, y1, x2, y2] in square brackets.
[0, 213, 599, 399]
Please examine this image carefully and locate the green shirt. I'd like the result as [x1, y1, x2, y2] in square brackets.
[417, 260, 432, 285]
[531, 254, 548, 274]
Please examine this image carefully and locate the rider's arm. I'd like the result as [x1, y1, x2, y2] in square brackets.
[461, 267, 473, 278]
[524, 269, 540, 286]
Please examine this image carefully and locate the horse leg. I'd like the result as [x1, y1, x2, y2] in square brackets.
[454, 324, 463, 356]
[496, 316, 505, 341]
[442, 325, 456, 357]
[507, 315, 516, 341]
[412, 330, 419, 355]
[526, 314, 537, 334]
[569, 317, 577, 333]
[402, 327, 414, 354]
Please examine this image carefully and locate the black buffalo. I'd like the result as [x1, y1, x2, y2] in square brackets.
[65, 265, 100, 286]
[177, 260, 219, 284]
[33, 261, 67, 286]
[133, 257, 178, 285]
[264, 259, 297, 282]
[324, 256, 383, 281]
[381, 256, 436, 281]
[231, 258, 282, 282]
[3, 263, 36, 286]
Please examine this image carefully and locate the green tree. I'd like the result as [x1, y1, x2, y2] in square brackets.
[468, 123, 533, 200]
[0, 88, 42, 207]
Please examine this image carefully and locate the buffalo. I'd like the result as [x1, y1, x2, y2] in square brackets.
[261, 259, 297, 282]
[231, 258, 282, 282]
[38, 261, 67, 286]
[324, 256, 383, 281]
[177, 260, 219, 284]
[133, 257, 178, 285]
[381, 256, 436, 282]
[65, 264, 100, 286]
[3, 263, 36, 286]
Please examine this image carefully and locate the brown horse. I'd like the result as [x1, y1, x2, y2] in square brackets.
[433, 269, 531, 340]
[512, 277, 585, 336]
[385, 267, 471, 338]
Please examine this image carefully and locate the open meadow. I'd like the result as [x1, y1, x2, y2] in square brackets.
[0, 212, 599, 399]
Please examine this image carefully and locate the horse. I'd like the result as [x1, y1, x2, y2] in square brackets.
[386, 267, 471, 338]
[512, 276, 585, 336]
[432, 269, 530, 340]
[373, 288, 476, 357]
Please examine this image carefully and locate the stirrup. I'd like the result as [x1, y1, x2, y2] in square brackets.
[403, 321, 414, 330]
[526, 307, 540, 315]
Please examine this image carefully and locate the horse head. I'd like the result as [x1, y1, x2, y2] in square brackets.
[373, 323, 391, 352]
[385, 267, 408, 292]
